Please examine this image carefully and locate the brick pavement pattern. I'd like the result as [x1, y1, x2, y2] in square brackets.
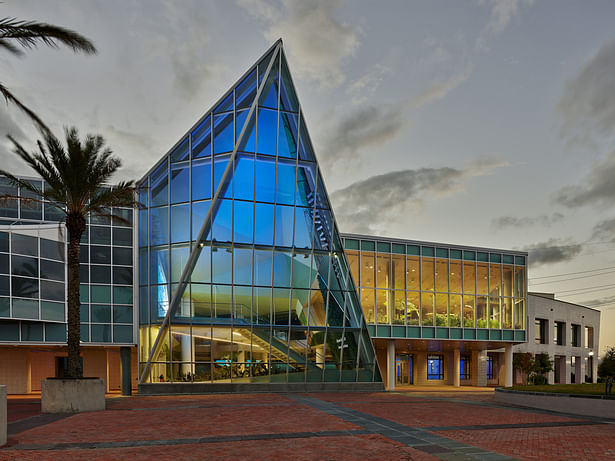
[1, 390, 614, 460]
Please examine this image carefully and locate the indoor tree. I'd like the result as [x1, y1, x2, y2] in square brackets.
[0, 127, 138, 378]
[0, 16, 96, 130]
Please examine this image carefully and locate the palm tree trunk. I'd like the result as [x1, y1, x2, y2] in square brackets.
[66, 214, 85, 378]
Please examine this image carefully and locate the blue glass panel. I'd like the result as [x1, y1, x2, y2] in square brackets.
[170, 164, 189, 204]
[278, 112, 298, 158]
[150, 248, 169, 287]
[273, 250, 292, 287]
[258, 47, 276, 84]
[191, 200, 211, 242]
[150, 161, 168, 207]
[213, 113, 234, 154]
[236, 110, 256, 153]
[314, 171, 330, 209]
[280, 52, 299, 112]
[150, 283, 169, 319]
[170, 204, 189, 243]
[170, 244, 189, 284]
[236, 69, 257, 110]
[292, 252, 314, 289]
[274, 205, 294, 247]
[234, 156, 254, 201]
[233, 200, 253, 244]
[214, 91, 234, 113]
[254, 249, 273, 286]
[294, 207, 313, 249]
[257, 108, 277, 155]
[254, 203, 274, 246]
[296, 163, 316, 208]
[138, 181, 148, 208]
[234, 285, 251, 324]
[192, 116, 211, 159]
[213, 156, 232, 199]
[234, 247, 252, 285]
[170, 138, 189, 163]
[212, 246, 232, 284]
[255, 157, 276, 203]
[298, 112, 315, 162]
[212, 199, 232, 243]
[276, 161, 296, 205]
[259, 53, 279, 109]
[139, 209, 148, 247]
[149, 206, 169, 246]
[313, 209, 333, 251]
[191, 158, 212, 201]
[192, 245, 211, 283]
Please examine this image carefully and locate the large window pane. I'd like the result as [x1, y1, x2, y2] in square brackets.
[12, 255, 38, 277]
[213, 113, 234, 154]
[274, 205, 294, 247]
[503, 265, 513, 297]
[360, 288, 375, 323]
[376, 254, 390, 289]
[150, 162, 168, 207]
[421, 292, 434, 326]
[233, 201, 253, 244]
[435, 293, 448, 326]
[12, 234, 37, 257]
[170, 205, 190, 243]
[421, 258, 434, 291]
[463, 262, 475, 294]
[391, 254, 404, 290]
[191, 158, 212, 201]
[254, 203, 274, 246]
[376, 289, 389, 324]
[450, 294, 462, 327]
[191, 116, 211, 158]
[150, 207, 169, 246]
[257, 108, 277, 155]
[490, 297, 500, 329]
[514, 266, 525, 298]
[255, 158, 276, 203]
[489, 264, 501, 296]
[476, 296, 488, 328]
[170, 164, 189, 204]
[233, 156, 255, 201]
[12, 277, 38, 298]
[435, 259, 448, 292]
[477, 263, 488, 295]
[392, 291, 405, 324]
[361, 252, 375, 288]
[463, 295, 475, 327]
[406, 256, 419, 290]
[276, 161, 296, 205]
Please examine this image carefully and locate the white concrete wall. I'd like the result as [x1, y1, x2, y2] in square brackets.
[513, 294, 600, 384]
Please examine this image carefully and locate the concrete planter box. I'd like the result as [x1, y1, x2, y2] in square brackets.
[0, 385, 6, 447]
[495, 388, 615, 419]
[41, 378, 105, 413]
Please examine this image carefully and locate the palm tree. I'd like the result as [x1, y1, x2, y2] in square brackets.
[0, 127, 138, 378]
[1, 17, 96, 131]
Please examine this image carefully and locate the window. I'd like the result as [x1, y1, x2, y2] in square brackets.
[554, 321, 565, 346]
[585, 326, 594, 349]
[535, 318, 547, 344]
[460, 355, 471, 380]
[486, 356, 494, 380]
[571, 324, 580, 347]
[427, 354, 443, 380]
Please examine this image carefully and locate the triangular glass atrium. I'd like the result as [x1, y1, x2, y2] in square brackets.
[137, 40, 380, 386]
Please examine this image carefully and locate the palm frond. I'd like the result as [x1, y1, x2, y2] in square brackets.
[0, 17, 96, 54]
[0, 83, 52, 135]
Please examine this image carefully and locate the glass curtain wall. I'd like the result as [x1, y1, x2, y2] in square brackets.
[343, 238, 526, 332]
[138, 43, 379, 384]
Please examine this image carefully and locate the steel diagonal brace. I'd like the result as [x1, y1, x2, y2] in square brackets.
[139, 43, 281, 383]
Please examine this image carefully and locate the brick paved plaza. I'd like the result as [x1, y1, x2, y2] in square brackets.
[2, 389, 614, 460]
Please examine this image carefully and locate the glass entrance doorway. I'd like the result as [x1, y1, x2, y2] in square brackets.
[396, 354, 413, 385]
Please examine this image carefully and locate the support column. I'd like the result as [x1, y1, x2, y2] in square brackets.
[472, 350, 487, 387]
[453, 349, 460, 387]
[387, 340, 395, 391]
[120, 347, 132, 396]
[0, 385, 6, 446]
[504, 344, 513, 388]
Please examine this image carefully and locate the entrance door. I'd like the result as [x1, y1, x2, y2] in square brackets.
[396, 354, 413, 385]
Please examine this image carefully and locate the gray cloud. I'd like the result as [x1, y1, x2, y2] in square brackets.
[491, 212, 564, 230]
[553, 148, 615, 208]
[580, 294, 615, 309]
[591, 217, 615, 242]
[237, 0, 360, 88]
[558, 37, 615, 146]
[522, 238, 583, 268]
[412, 67, 471, 109]
[346, 64, 392, 105]
[331, 158, 507, 234]
[319, 102, 407, 170]
[476, 0, 535, 51]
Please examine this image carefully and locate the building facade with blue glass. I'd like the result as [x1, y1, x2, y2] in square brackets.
[0, 40, 530, 393]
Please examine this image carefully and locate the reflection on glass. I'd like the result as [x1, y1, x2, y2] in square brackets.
[450, 294, 462, 327]
[376, 254, 390, 289]
[503, 265, 513, 298]
[406, 291, 420, 325]
[450, 261, 461, 293]
[376, 289, 389, 324]
[502, 298, 512, 329]
[514, 266, 525, 298]
[514, 298, 524, 329]
[489, 264, 501, 296]
[406, 256, 420, 290]
[476, 296, 488, 328]
[361, 252, 375, 288]
[392, 290, 405, 324]
[463, 262, 475, 294]
[477, 263, 488, 295]
[435, 293, 448, 326]
[490, 297, 500, 328]
[392, 255, 405, 290]
[463, 295, 475, 328]
[361, 288, 375, 323]
[421, 292, 434, 326]
[435, 259, 448, 292]
[422, 258, 434, 291]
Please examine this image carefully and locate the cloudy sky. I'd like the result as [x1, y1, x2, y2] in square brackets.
[3, 0, 615, 353]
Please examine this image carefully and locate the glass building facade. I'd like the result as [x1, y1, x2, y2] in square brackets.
[0, 177, 135, 346]
[138, 41, 379, 385]
[342, 235, 527, 343]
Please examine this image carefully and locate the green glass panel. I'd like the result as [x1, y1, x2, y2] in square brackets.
[91, 285, 111, 304]
[463, 251, 475, 261]
[13, 299, 38, 319]
[436, 248, 448, 258]
[490, 253, 501, 263]
[45, 323, 66, 342]
[360, 241, 375, 251]
[391, 244, 405, 255]
[503, 255, 514, 264]
[406, 245, 419, 256]
[377, 242, 390, 253]
[476, 252, 488, 262]
[41, 301, 64, 322]
[0, 297, 9, 317]
[113, 325, 133, 343]
[450, 249, 462, 259]
[422, 246, 434, 257]
[344, 239, 359, 250]
[515, 255, 526, 266]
